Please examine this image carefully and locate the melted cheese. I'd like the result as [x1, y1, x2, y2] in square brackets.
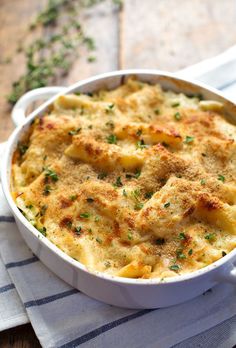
[11, 78, 236, 279]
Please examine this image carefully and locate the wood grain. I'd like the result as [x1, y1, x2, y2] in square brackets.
[121, 0, 236, 70]
[0, 0, 236, 346]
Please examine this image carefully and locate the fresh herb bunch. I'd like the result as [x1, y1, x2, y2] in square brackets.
[7, 0, 122, 105]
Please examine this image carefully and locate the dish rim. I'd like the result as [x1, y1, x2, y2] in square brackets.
[2, 68, 236, 286]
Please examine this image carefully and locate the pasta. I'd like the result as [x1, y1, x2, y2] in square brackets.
[11, 77, 236, 279]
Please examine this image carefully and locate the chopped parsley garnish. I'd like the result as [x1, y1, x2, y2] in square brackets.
[80, 212, 91, 219]
[134, 202, 144, 210]
[45, 168, 58, 182]
[97, 172, 107, 180]
[68, 127, 81, 136]
[145, 191, 154, 199]
[40, 204, 48, 216]
[200, 179, 206, 185]
[131, 189, 140, 200]
[107, 134, 117, 144]
[154, 108, 160, 115]
[38, 226, 47, 236]
[205, 233, 216, 241]
[26, 204, 33, 209]
[127, 232, 133, 240]
[105, 103, 115, 113]
[70, 194, 78, 201]
[66, 220, 72, 229]
[126, 174, 133, 179]
[174, 112, 181, 121]
[18, 144, 28, 156]
[136, 139, 148, 149]
[88, 125, 93, 129]
[114, 176, 123, 187]
[188, 249, 193, 256]
[122, 189, 127, 197]
[96, 237, 102, 244]
[156, 238, 165, 245]
[75, 226, 82, 235]
[169, 264, 180, 271]
[217, 174, 225, 182]
[43, 185, 52, 196]
[176, 249, 186, 259]
[134, 169, 141, 178]
[94, 216, 100, 222]
[178, 232, 187, 240]
[136, 129, 142, 137]
[163, 202, 170, 208]
[87, 56, 96, 63]
[184, 136, 194, 144]
[222, 251, 227, 257]
[171, 102, 180, 107]
[86, 197, 94, 203]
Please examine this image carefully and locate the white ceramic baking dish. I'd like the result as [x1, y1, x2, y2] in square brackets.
[1, 69, 236, 309]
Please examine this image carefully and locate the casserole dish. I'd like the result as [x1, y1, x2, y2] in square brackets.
[2, 69, 236, 309]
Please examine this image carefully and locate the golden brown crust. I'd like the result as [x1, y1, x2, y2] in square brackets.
[11, 78, 236, 279]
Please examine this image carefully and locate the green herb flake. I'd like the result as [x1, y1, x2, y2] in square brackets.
[145, 191, 154, 199]
[70, 194, 78, 201]
[134, 202, 144, 210]
[86, 197, 94, 203]
[156, 238, 165, 245]
[188, 249, 193, 256]
[97, 172, 107, 180]
[174, 112, 181, 121]
[68, 127, 81, 136]
[95, 216, 100, 222]
[176, 250, 186, 259]
[122, 189, 127, 197]
[136, 139, 148, 149]
[136, 129, 142, 137]
[169, 264, 180, 271]
[154, 108, 160, 115]
[164, 202, 170, 208]
[107, 134, 117, 144]
[26, 204, 33, 209]
[105, 103, 115, 113]
[45, 168, 59, 182]
[205, 233, 216, 241]
[114, 176, 123, 187]
[184, 136, 194, 144]
[75, 226, 82, 235]
[200, 179, 206, 185]
[38, 226, 47, 236]
[127, 232, 133, 240]
[80, 212, 91, 219]
[178, 232, 187, 241]
[134, 169, 141, 179]
[43, 185, 52, 196]
[40, 204, 48, 216]
[18, 144, 28, 156]
[217, 174, 225, 182]
[171, 102, 180, 107]
[87, 56, 96, 63]
[96, 237, 102, 244]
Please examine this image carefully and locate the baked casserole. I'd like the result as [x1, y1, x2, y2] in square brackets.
[11, 78, 236, 279]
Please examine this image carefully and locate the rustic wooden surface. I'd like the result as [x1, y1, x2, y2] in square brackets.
[1, 0, 236, 346]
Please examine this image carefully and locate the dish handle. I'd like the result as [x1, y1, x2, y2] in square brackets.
[215, 263, 236, 284]
[11, 86, 66, 127]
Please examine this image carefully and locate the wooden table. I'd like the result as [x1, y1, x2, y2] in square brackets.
[0, 0, 236, 346]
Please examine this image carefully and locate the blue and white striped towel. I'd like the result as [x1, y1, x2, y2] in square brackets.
[1, 47, 236, 347]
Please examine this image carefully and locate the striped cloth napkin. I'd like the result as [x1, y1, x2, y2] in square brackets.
[1, 47, 236, 347]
